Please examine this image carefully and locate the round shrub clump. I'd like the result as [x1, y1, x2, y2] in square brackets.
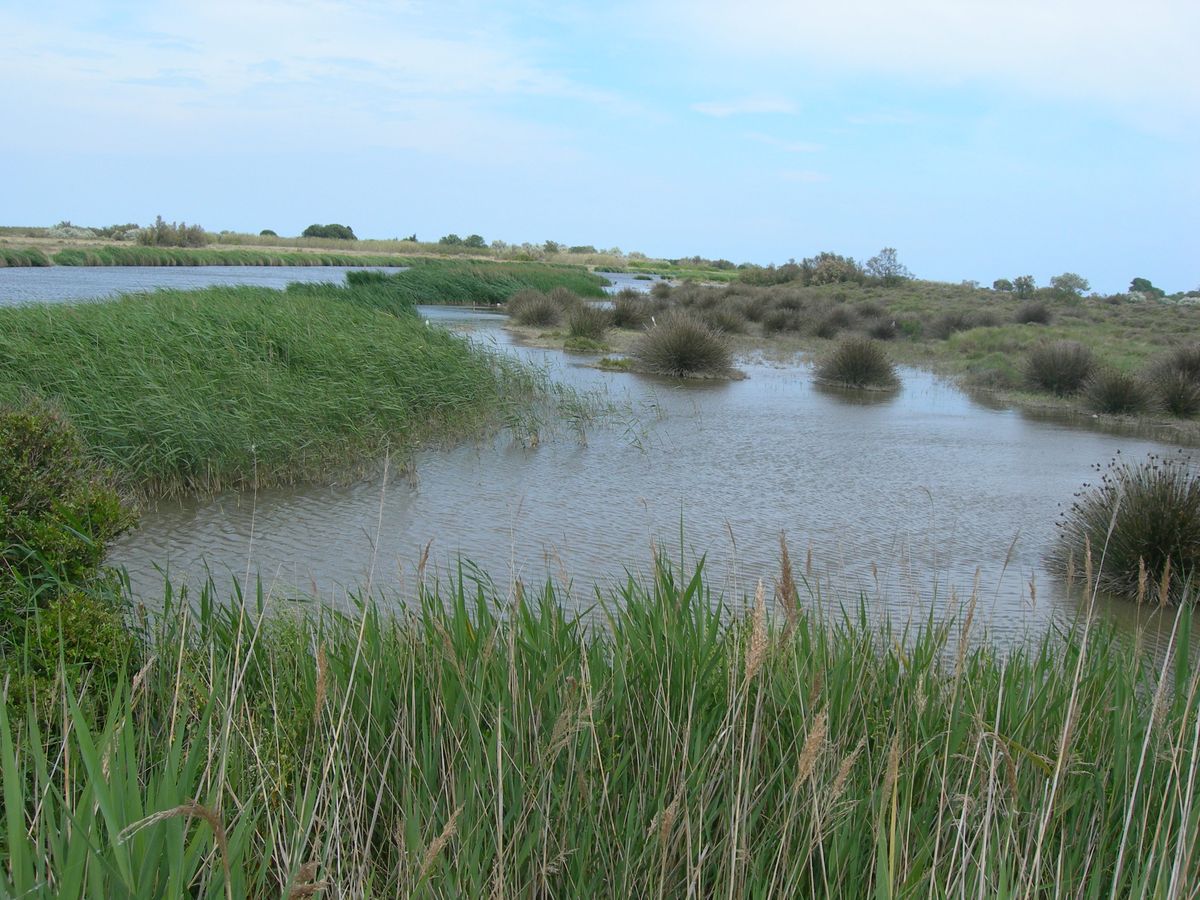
[565, 303, 611, 340]
[507, 290, 561, 326]
[815, 337, 899, 390]
[1015, 301, 1052, 325]
[632, 312, 732, 377]
[1025, 340, 1094, 395]
[1084, 369, 1149, 415]
[610, 292, 653, 329]
[1054, 452, 1200, 602]
[1151, 369, 1200, 418]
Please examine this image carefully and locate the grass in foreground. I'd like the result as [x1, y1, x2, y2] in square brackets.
[2, 553, 1198, 897]
[0, 283, 550, 496]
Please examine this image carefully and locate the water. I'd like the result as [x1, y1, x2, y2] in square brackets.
[107, 308, 1191, 649]
[0, 265, 404, 305]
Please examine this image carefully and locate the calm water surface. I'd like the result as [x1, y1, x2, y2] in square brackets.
[0, 265, 404, 305]
[107, 307, 1190, 649]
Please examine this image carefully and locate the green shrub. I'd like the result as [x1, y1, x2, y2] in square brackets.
[1015, 301, 1052, 325]
[610, 292, 653, 329]
[1084, 369, 1149, 415]
[632, 312, 732, 377]
[1054, 452, 1200, 601]
[1025, 341, 1094, 395]
[507, 290, 561, 326]
[701, 306, 748, 334]
[566, 304, 611, 341]
[815, 337, 899, 389]
[1151, 369, 1200, 417]
[303, 223, 356, 240]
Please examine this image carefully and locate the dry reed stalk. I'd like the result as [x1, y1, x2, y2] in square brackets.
[416, 539, 433, 586]
[1084, 534, 1094, 597]
[805, 542, 813, 577]
[744, 580, 768, 684]
[829, 737, 866, 807]
[794, 708, 829, 789]
[777, 532, 799, 638]
[120, 801, 232, 898]
[1158, 557, 1172, 607]
[418, 805, 463, 882]
[287, 861, 330, 898]
[1137, 557, 1148, 605]
[649, 791, 681, 846]
[313, 645, 328, 724]
[882, 735, 901, 804]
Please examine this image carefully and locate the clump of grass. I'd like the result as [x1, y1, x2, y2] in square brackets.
[565, 304, 610, 341]
[610, 291, 654, 329]
[815, 337, 899, 389]
[0, 284, 548, 496]
[508, 290, 562, 326]
[3, 551, 1198, 897]
[632, 312, 732, 377]
[1054, 452, 1200, 600]
[0, 247, 51, 267]
[701, 306, 748, 334]
[1015, 301, 1052, 324]
[867, 318, 898, 340]
[1084, 369, 1149, 414]
[931, 310, 996, 339]
[1151, 369, 1200, 417]
[761, 308, 804, 335]
[1025, 340, 1094, 395]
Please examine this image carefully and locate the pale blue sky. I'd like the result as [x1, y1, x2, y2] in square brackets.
[2, 0, 1197, 292]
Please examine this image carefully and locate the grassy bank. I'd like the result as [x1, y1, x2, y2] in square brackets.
[2, 555, 1197, 897]
[49, 245, 416, 267]
[0, 282, 551, 496]
[0, 247, 50, 267]
[374, 260, 607, 303]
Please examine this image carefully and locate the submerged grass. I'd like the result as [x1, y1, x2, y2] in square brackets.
[0, 283, 551, 496]
[2, 554, 1198, 897]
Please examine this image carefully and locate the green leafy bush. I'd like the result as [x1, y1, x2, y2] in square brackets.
[303, 223, 356, 240]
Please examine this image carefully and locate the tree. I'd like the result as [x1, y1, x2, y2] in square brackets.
[1130, 277, 1165, 298]
[438, 233, 464, 246]
[993, 278, 1014, 292]
[865, 247, 912, 285]
[1013, 275, 1037, 298]
[463, 234, 487, 248]
[259, 229, 277, 237]
[302, 223, 356, 240]
[543, 240, 561, 253]
[1049, 272, 1090, 296]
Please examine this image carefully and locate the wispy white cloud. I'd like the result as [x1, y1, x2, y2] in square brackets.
[780, 170, 830, 183]
[691, 96, 797, 117]
[654, 0, 1200, 120]
[745, 132, 822, 152]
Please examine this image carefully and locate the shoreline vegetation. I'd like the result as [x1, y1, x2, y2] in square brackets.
[2, 552, 1197, 896]
[0, 273, 596, 498]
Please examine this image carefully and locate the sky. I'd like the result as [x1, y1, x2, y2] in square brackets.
[1, 0, 1197, 293]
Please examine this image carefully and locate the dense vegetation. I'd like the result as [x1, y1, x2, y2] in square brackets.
[0, 281, 550, 496]
[50, 246, 414, 267]
[2, 547, 1197, 896]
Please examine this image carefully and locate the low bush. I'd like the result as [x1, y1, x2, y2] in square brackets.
[868, 318, 898, 340]
[566, 303, 611, 341]
[815, 337, 899, 389]
[1054, 452, 1200, 601]
[701, 306, 748, 334]
[1025, 341, 1094, 395]
[1151, 369, 1200, 417]
[508, 290, 561, 326]
[632, 312, 732, 377]
[610, 292, 654, 329]
[1015, 301, 1052, 325]
[1084, 369, 1149, 415]
[762, 309, 804, 335]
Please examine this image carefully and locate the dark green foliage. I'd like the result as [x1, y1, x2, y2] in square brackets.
[463, 234, 487, 248]
[1054, 452, 1200, 600]
[51, 246, 413, 267]
[632, 312, 732, 377]
[259, 229, 277, 237]
[1084, 369, 1149, 414]
[865, 247, 912, 285]
[1050, 272, 1090, 297]
[1015, 301, 1052, 324]
[1130, 277, 1165, 298]
[0, 248, 51, 267]
[438, 233, 464, 246]
[1025, 341, 1094, 395]
[993, 278, 1014, 292]
[1013, 275, 1037, 297]
[815, 337, 899, 389]
[137, 215, 207, 247]
[565, 304, 611, 341]
[302, 223, 356, 240]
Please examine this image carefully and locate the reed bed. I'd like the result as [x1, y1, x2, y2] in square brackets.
[2, 554, 1198, 897]
[0, 283, 551, 496]
[0, 247, 51, 267]
[50, 246, 415, 267]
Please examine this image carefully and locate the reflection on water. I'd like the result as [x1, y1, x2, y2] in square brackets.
[109, 309, 1199, 651]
